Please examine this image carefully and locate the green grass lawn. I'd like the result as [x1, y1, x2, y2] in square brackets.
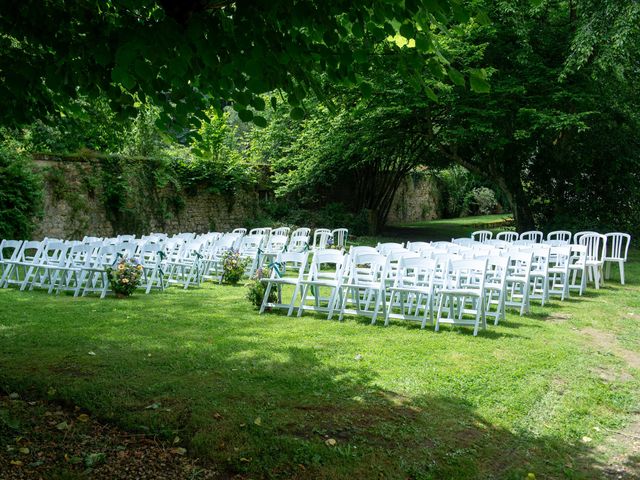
[1, 242, 639, 478]
[384, 213, 514, 242]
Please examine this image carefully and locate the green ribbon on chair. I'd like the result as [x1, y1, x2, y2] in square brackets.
[268, 261, 283, 278]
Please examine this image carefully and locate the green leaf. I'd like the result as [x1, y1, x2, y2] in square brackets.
[469, 70, 491, 93]
[253, 115, 267, 128]
[399, 23, 415, 39]
[250, 96, 266, 111]
[448, 67, 465, 87]
[237, 109, 253, 122]
[270, 96, 277, 110]
[359, 81, 373, 99]
[423, 85, 438, 102]
[290, 107, 305, 120]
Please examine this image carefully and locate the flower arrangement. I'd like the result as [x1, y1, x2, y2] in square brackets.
[221, 249, 248, 285]
[106, 257, 143, 297]
[326, 236, 335, 249]
[245, 267, 277, 308]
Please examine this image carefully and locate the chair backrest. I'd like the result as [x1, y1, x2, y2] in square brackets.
[573, 231, 598, 245]
[547, 230, 571, 243]
[346, 252, 389, 285]
[519, 231, 543, 243]
[312, 229, 332, 249]
[348, 246, 378, 258]
[471, 230, 493, 243]
[291, 228, 311, 238]
[239, 234, 265, 255]
[549, 246, 571, 271]
[306, 249, 346, 281]
[288, 234, 310, 253]
[41, 241, 71, 266]
[232, 228, 247, 235]
[485, 255, 509, 286]
[451, 238, 478, 247]
[0, 240, 23, 262]
[394, 256, 437, 289]
[117, 234, 136, 242]
[507, 251, 533, 279]
[17, 240, 46, 263]
[272, 227, 291, 237]
[406, 241, 431, 254]
[569, 245, 587, 267]
[485, 239, 511, 250]
[376, 242, 405, 255]
[604, 232, 631, 261]
[264, 234, 289, 254]
[331, 228, 349, 249]
[269, 251, 310, 279]
[446, 258, 487, 291]
[496, 231, 519, 242]
[249, 227, 271, 237]
[579, 233, 606, 262]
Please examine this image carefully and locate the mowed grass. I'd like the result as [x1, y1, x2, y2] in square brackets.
[1, 236, 639, 478]
[385, 213, 514, 242]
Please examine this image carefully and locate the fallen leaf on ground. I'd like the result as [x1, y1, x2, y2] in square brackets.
[325, 438, 337, 446]
[170, 447, 187, 456]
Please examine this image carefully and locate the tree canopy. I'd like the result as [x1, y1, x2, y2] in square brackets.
[1, 0, 488, 131]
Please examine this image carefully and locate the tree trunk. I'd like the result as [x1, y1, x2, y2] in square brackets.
[496, 174, 536, 232]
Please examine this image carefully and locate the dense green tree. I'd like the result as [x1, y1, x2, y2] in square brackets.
[0, 0, 486, 131]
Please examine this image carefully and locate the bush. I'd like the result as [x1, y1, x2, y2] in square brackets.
[245, 267, 277, 308]
[221, 249, 248, 285]
[0, 143, 43, 239]
[464, 187, 498, 215]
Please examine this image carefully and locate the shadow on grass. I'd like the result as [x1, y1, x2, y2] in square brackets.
[0, 320, 621, 480]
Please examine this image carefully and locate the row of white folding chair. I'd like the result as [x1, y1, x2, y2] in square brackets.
[258, 249, 522, 336]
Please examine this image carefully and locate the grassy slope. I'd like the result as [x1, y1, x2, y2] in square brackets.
[1, 219, 638, 479]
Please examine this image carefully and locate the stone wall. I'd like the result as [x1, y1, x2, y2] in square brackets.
[32, 157, 257, 240]
[386, 174, 441, 225]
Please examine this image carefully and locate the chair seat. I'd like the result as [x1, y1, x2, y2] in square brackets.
[440, 288, 482, 297]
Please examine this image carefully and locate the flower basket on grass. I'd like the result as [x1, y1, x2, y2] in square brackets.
[106, 257, 143, 297]
[245, 267, 277, 308]
[221, 249, 249, 285]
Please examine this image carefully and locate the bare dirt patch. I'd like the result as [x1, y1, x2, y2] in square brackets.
[581, 327, 640, 370]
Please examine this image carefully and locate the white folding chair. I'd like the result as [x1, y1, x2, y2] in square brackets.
[483, 255, 509, 326]
[527, 245, 551, 306]
[297, 250, 347, 319]
[435, 258, 488, 336]
[0, 240, 24, 288]
[312, 229, 332, 250]
[259, 251, 310, 315]
[385, 256, 437, 328]
[504, 251, 533, 315]
[547, 246, 571, 301]
[337, 252, 389, 324]
[579, 233, 606, 289]
[568, 245, 588, 296]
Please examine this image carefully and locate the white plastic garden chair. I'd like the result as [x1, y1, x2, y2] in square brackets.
[519, 231, 543, 243]
[496, 231, 518, 242]
[603, 232, 631, 285]
[546, 231, 572, 244]
[311, 229, 332, 250]
[471, 230, 493, 243]
[272, 227, 291, 237]
[527, 245, 551, 306]
[331, 228, 349, 249]
[579, 233, 606, 289]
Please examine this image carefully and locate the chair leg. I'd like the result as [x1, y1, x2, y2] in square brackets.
[620, 261, 625, 285]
